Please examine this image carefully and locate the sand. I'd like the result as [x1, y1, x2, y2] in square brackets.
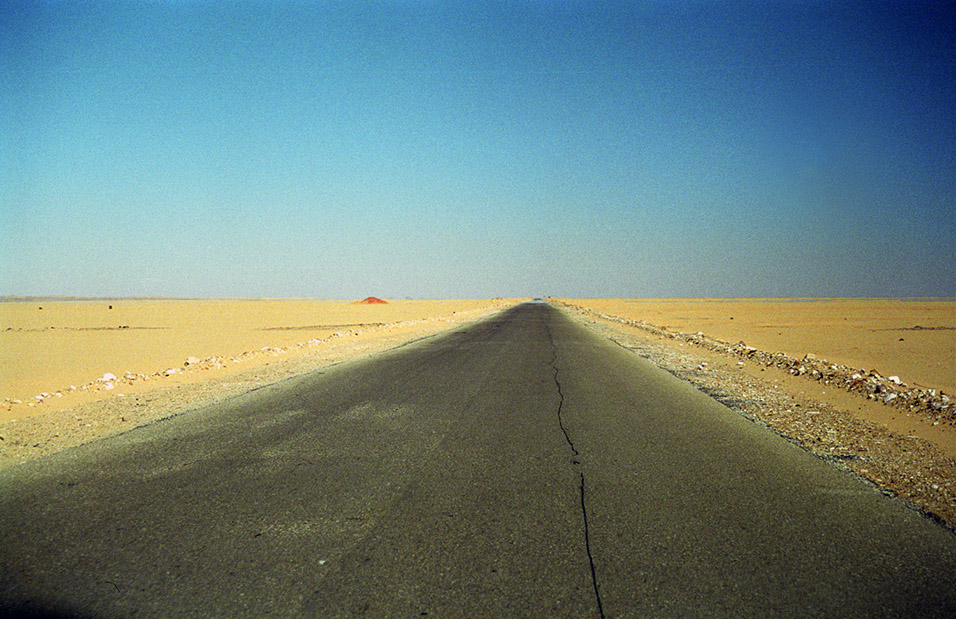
[565, 298, 955, 395]
[6, 297, 951, 420]
[1, 299, 518, 421]
[557, 303, 956, 526]
[2, 296, 954, 524]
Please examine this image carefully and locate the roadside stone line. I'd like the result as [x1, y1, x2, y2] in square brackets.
[4, 305, 506, 411]
[555, 301, 954, 425]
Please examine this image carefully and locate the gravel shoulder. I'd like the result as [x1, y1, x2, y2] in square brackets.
[0, 303, 516, 470]
[4, 298, 953, 530]
[556, 300, 956, 530]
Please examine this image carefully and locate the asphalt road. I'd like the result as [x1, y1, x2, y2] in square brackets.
[2, 302, 955, 618]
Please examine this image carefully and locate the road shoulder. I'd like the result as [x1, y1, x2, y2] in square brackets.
[555, 301, 956, 529]
[0, 304, 516, 471]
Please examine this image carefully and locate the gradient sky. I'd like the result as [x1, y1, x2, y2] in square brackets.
[2, 1, 954, 298]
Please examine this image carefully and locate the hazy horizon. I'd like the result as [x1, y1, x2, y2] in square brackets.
[4, 295, 956, 304]
[3, 1, 954, 299]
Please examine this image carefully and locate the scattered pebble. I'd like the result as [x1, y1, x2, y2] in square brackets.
[1, 303, 509, 475]
[560, 301, 956, 528]
[560, 304, 952, 423]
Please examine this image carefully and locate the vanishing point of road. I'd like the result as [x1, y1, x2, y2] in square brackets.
[2, 302, 955, 617]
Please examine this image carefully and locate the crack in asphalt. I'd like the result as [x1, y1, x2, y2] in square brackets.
[545, 318, 606, 619]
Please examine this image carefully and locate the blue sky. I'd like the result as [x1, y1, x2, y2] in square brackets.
[2, 1, 954, 298]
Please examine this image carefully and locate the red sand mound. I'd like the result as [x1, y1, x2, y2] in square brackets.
[354, 297, 388, 304]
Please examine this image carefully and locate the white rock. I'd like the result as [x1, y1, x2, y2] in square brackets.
[103, 383, 114, 390]
[888, 376, 901, 384]
[185, 356, 201, 366]
[99, 373, 117, 382]
[165, 368, 179, 376]
[884, 393, 898, 403]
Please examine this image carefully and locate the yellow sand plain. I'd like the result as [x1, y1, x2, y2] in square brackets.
[0, 299, 507, 406]
[565, 299, 956, 395]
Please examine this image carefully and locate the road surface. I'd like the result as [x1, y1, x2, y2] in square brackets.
[2, 302, 955, 617]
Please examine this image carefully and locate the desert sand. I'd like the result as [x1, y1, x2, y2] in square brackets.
[557, 302, 956, 526]
[564, 298, 955, 395]
[1, 298, 518, 421]
[2, 297, 953, 524]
